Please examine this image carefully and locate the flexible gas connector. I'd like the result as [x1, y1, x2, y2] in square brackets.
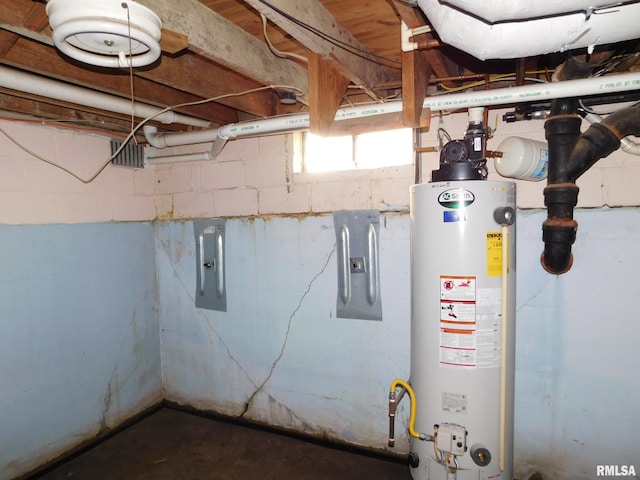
[389, 378, 431, 447]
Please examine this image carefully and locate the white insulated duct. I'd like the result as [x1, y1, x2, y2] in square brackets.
[417, 0, 640, 60]
[0, 66, 211, 128]
[434, 0, 632, 23]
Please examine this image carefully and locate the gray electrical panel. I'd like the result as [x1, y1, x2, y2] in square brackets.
[194, 219, 227, 311]
[333, 210, 382, 320]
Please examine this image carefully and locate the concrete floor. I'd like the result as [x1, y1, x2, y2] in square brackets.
[34, 407, 410, 480]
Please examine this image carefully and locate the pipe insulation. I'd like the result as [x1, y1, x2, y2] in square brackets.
[0, 66, 211, 128]
[145, 72, 640, 153]
[417, 0, 640, 60]
[425, 0, 631, 23]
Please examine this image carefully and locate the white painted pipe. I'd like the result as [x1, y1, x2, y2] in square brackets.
[0, 65, 211, 128]
[144, 125, 229, 163]
[143, 125, 220, 147]
[422, 71, 640, 111]
[499, 223, 509, 472]
[146, 151, 214, 165]
[143, 72, 640, 154]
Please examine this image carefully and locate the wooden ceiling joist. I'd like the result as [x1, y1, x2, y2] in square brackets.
[402, 49, 432, 129]
[242, 0, 395, 88]
[308, 51, 350, 135]
[137, 0, 309, 99]
[0, 90, 187, 134]
[391, 0, 450, 79]
[243, 0, 397, 133]
[0, 37, 239, 126]
[0, 25, 274, 120]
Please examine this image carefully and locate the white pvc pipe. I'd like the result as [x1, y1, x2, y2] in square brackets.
[146, 151, 214, 165]
[144, 125, 220, 147]
[499, 223, 509, 472]
[0, 65, 211, 128]
[144, 125, 229, 163]
[143, 71, 640, 153]
[422, 71, 640, 111]
[620, 137, 640, 156]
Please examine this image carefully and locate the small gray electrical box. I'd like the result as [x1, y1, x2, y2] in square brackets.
[437, 423, 467, 456]
[333, 210, 382, 320]
[194, 219, 227, 311]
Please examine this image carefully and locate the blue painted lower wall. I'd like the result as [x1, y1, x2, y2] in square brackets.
[0, 223, 162, 480]
[2, 209, 638, 480]
[156, 209, 640, 480]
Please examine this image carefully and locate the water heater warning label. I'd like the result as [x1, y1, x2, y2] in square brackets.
[440, 276, 477, 367]
[440, 276, 502, 369]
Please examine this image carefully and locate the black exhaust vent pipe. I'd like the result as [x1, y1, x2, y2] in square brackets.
[541, 100, 640, 274]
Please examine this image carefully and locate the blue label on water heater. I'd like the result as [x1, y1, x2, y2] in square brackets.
[443, 210, 465, 222]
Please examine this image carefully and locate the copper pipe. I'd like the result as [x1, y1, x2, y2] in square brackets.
[413, 39, 442, 50]
[415, 146, 438, 153]
[376, 74, 495, 91]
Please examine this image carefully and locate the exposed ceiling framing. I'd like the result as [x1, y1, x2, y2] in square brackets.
[0, 0, 639, 141]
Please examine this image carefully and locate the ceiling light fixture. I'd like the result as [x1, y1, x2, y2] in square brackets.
[278, 90, 297, 105]
[46, 0, 162, 68]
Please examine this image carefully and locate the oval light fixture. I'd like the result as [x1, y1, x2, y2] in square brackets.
[46, 0, 162, 68]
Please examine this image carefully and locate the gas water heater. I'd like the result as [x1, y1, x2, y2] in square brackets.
[389, 108, 516, 480]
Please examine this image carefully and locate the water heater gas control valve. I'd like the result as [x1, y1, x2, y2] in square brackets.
[435, 423, 467, 456]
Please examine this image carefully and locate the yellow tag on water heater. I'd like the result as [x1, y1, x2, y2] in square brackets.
[486, 231, 502, 277]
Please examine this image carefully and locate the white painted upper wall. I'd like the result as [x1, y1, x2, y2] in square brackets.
[1, 107, 639, 224]
[152, 107, 640, 219]
[0, 120, 156, 224]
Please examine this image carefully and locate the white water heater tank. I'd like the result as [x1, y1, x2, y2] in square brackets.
[409, 180, 516, 480]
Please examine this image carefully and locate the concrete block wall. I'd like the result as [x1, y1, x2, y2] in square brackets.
[0, 120, 161, 479]
[5, 108, 638, 223]
[150, 107, 640, 219]
[0, 120, 156, 225]
[2, 106, 640, 480]
[147, 107, 640, 480]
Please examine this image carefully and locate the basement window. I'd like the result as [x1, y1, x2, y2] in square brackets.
[293, 128, 413, 173]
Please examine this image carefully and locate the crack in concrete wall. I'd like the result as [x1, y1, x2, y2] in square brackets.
[239, 244, 336, 418]
[154, 227, 257, 395]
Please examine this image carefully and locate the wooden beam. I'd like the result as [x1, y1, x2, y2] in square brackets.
[401, 49, 432, 128]
[0, 90, 185, 135]
[136, 0, 309, 98]
[390, 0, 450, 79]
[327, 111, 412, 137]
[0, 29, 18, 58]
[1, 9, 275, 119]
[140, 53, 278, 118]
[392, 0, 427, 28]
[242, 0, 395, 88]
[0, 1, 53, 46]
[160, 29, 189, 55]
[0, 37, 239, 126]
[22, 2, 49, 32]
[308, 52, 350, 135]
